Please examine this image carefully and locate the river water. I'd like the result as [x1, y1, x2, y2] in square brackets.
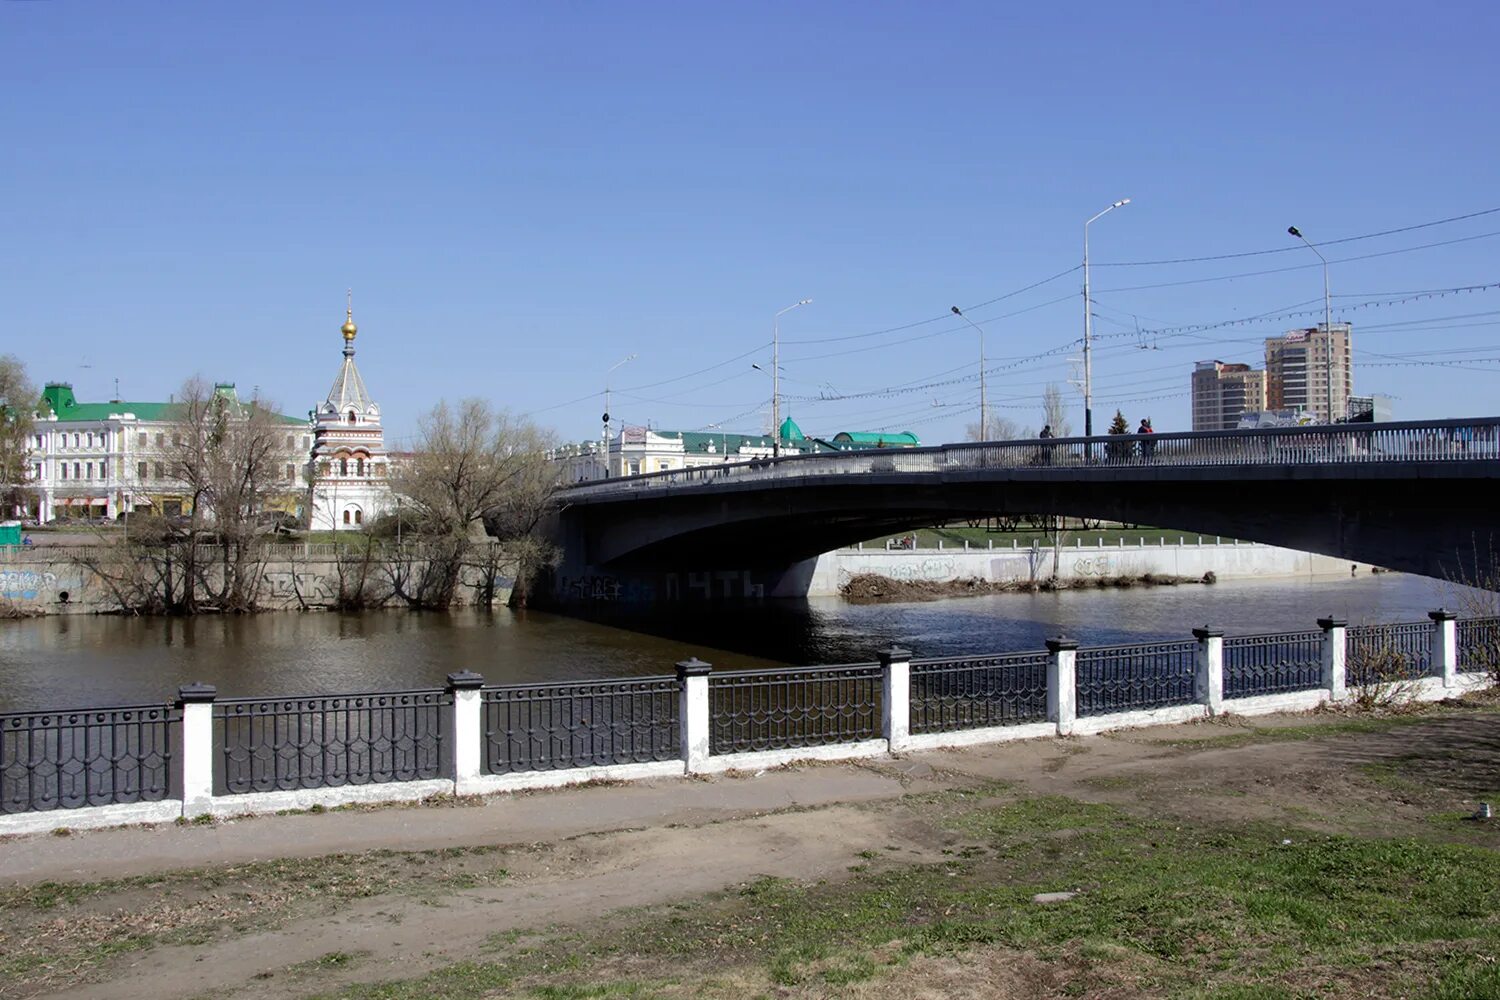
[0, 573, 1480, 711]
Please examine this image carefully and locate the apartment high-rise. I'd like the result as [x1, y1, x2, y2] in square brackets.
[1191, 361, 1268, 431]
[1264, 324, 1353, 424]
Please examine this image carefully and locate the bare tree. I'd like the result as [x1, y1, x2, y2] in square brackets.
[964, 413, 1027, 442]
[392, 399, 560, 608]
[0, 356, 37, 518]
[78, 379, 302, 614]
[1042, 383, 1072, 437]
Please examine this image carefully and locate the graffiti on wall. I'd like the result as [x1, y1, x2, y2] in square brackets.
[263, 571, 338, 602]
[0, 570, 59, 601]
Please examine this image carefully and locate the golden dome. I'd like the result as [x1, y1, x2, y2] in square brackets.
[341, 308, 357, 341]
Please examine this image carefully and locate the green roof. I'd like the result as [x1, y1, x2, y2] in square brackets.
[831, 431, 920, 447]
[38, 382, 305, 426]
[778, 416, 805, 441]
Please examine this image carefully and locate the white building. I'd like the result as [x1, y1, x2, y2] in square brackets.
[308, 304, 394, 531]
[20, 382, 309, 524]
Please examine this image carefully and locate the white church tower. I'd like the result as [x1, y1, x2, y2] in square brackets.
[309, 295, 392, 531]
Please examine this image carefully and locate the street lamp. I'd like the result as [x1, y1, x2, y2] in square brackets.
[1082, 198, 1131, 437]
[602, 353, 637, 478]
[950, 306, 987, 440]
[771, 299, 812, 458]
[1288, 226, 1337, 423]
[706, 421, 728, 460]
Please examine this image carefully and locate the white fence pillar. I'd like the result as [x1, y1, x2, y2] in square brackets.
[879, 646, 912, 752]
[1318, 617, 1348, 701]
[1046, 637, 1079, 736]
[1429, 609, 1458, 688]
[177, 683, 216, 817]
[1193, 627, 1224, 715]
[677, 657, 712, 773]
[447, 670, 485, 794]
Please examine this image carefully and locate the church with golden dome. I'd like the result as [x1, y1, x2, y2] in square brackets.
[308, 295, 394, 531]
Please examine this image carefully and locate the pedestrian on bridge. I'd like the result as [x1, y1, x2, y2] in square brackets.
[1138, 418, 1156, 461]
[1038, 424, 1055, 465]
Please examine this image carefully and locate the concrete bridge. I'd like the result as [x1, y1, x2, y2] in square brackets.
[549, 417, 1500, 602]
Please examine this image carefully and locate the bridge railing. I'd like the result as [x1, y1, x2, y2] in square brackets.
[1, 610, 1493, 834]
[562, 416, 1500, 498]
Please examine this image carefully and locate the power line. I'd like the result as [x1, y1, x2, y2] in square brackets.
[1094, 206, 1500, 267]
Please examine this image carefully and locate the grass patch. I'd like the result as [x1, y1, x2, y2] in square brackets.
[0, 845, 512, 996]
[320, 794, 1500, 999]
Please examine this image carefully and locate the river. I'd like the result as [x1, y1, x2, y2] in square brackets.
[0, 573, 1483, 711]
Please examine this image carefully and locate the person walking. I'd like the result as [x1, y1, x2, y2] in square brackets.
[1137, 417, 1156, 461]
[1038, 424, 1055, 465]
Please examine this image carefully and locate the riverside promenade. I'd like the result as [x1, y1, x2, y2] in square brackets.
[3, 697, 1498, 999]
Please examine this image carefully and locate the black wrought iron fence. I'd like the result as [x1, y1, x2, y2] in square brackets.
[709, 664, 882, 754]
[1347, 622, 1432, 685]
[1457, 617, 1500, 674]
[215, 690, 448, 794]
[909, 651, 1049, 733]
[1075, 640, 1197, 716]
[1223, 631, 1324, 698]
[0, 705, 176, 814]
[481, 677, 680, 774]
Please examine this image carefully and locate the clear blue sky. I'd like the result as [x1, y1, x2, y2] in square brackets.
[3, 1, 1497, 445]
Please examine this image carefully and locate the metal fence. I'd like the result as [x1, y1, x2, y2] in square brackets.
[1347, 621, 1433, 685]
[709, 664, 882, 754]
[1457, 617, 1500, 674]
[1075, 640, 1197, 716]
[909, 651, 1049, 733]
[481, 677, 680, 774]
[215, 690, 448, 794]
[0, 705, 176, 814]
[563, 417, 1500, 499]
[1223, 631, 1325, 698]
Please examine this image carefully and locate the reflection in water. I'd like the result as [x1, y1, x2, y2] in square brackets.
[0, 572, 1476, 711]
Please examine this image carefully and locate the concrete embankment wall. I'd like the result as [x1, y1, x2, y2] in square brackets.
[804, 539, 1374, 596]
[0, 548, 508, 615]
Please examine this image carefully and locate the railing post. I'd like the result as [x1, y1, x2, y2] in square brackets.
[677, 657, 712, 773]
[1192, 627, 1224, 714]
[1046, 637, 1079, 736]
[1318, 617, 1348, 701]
[176, 682, 217, 818]
[1429, 609, 1458, 689]
[447, 670, 485, 794]
[878, 646, 912, 752]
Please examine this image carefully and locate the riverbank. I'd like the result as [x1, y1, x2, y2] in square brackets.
[804, 537, 1376, 597]
[840, 569, 1208, 603]
[3, 695, 1496, 999]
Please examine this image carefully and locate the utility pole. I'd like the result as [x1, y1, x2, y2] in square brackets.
[950, 306, 987, 439]
[602, 353, 636, 478]
[1288, 226, 1336, 422]
[771, 299, 811, 457]
[1083, 198, 1130, 437]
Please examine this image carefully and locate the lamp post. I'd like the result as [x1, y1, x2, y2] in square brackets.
[950, 306, 987, 440]
[1082, 198, 1130, 438]
[602, 353, 637, 478]
[1288, 226, 1336, 423]
[771, 299, 812, 458]
[706, 421, 728, 460]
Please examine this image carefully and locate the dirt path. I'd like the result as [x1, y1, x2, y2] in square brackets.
[4, 703, 1497, 999]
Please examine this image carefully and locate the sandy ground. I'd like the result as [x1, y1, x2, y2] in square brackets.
[4, 704, 1497, 999]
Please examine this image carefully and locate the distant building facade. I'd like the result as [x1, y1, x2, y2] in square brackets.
[550, 417, 920, 483]
[1265, 324, 1353, 424]
[1191, 361, 1268, 431]
[21, 383, 309, 524]
[308, 305, 393, 531]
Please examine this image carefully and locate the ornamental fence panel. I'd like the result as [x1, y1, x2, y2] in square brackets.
[1457, 617, 1500, 674]
[1075, 640, 1197, 716]
[1222, 631, 1325, 698]
[214, 690, 448, 794]
[909, 651, 1049, 733]
[709, 664, 882, 754]
[1347, 622, 1432, 685]
[0, 705, 176, 814]
[481, 677, 680, 774]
